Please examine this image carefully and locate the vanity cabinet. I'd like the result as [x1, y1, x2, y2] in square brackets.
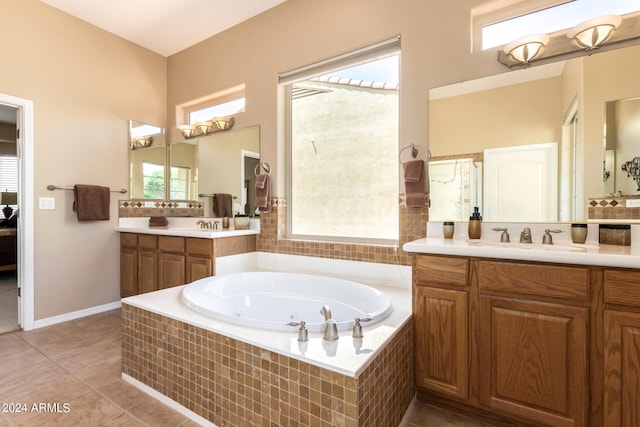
[413, 255, 469, 400]
[413, 254, 592, 427]
[120, 232, 256, 297]
[603, 269, 640, 427]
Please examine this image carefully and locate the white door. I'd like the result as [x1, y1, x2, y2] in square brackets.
[484, 142, 558, 222]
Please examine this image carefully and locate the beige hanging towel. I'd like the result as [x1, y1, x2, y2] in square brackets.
[403, 160, 427, 208]
[255, 174, 271, 212]
[73, 184, 110, 221]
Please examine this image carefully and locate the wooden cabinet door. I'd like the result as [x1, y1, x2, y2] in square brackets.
[604, 310, 640, 427]
[186, 256, 213, 283]
[138, 250, 158, 294]
[479, 296, 588, 427]
[120, 247, 137, 298]
[158, 253, 185, 290]
[414, 286, 468, 399]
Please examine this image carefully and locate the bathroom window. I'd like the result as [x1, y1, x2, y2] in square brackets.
[183, 85, 246, 125]
[473, 0, 640, 51]
[280, 38, 400, 244]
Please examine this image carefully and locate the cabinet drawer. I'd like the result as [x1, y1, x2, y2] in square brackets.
[605, 269, 640, 307]
[414, 255, 468, 288]
[478, 261, 589, 302]
[138, 234, 157, 250]
[120, 233, 137, 248]
[186, 238, 214, 257]
[158, 236, 185, 253]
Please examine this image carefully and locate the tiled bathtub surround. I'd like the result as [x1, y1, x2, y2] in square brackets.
[122, 304, 413, 427]
[588, 196, 640, 220]
[258, 197, 428, 266]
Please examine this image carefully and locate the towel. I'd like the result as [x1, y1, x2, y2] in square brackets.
[73, 184, 110, 221]
[255, 174, 271, 212]
[149, 216, 168, 227]
[402, 160, 427, 208]
[214, 193, 233, 217]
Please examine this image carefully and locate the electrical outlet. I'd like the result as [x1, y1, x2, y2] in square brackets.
[144, 201, 155, 208]
[627, 199, 640, 208]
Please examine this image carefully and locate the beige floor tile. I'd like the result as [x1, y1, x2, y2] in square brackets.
[0, 332, 32, 358]
[127, 393, 191, 426]
[98, 379, 154, 411]
[400, 400, 494, 427]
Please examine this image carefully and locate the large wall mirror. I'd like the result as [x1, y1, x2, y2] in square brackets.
[429, 43, 640, 223]
[129, 121, 166, 199]
[169, 125, 260, 217]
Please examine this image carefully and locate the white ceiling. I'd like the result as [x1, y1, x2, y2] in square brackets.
[40, 0, 287, 57]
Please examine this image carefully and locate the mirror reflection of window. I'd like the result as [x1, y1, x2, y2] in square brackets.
[170, 166, 191, 200]
[142, 162, 165, 199]
[429, 158, 482, 222]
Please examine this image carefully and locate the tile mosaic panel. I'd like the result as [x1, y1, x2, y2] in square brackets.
[588, 196, 640, 220]
[122, 304, 413, 427]
[118, 199, 204, 217]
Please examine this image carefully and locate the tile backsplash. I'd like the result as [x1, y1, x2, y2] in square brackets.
[588, 196, 640, 220]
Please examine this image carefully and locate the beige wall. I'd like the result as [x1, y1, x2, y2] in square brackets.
[0, 0, 166, 319]
[167, 0, 506, 196]
[429, 77, 563, 156]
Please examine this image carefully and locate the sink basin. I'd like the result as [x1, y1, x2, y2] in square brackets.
[467, 240, 598, 252]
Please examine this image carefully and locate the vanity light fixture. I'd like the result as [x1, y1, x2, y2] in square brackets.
[194, 121, 213, 135]
[502, 33, 549, 65]
[178, 116, 235, 139]
[129, 136, 153, 150]
[567, 14, 621, 50]
[178, 125, 197, 139]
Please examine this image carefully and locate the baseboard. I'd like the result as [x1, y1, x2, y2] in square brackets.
[33, 300, 122, 329]
[122, 374, 216, 427]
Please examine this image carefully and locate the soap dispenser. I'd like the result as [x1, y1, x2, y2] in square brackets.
[468, 207, 482, 239]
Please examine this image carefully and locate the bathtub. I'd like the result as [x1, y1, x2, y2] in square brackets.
[181, 271, 393, 332]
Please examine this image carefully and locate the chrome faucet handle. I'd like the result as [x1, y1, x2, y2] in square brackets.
[492, 227, 510, 242]
[287, 320, 309, 342]
[352, 317, 372, 338]
[542, 229, 563, 245]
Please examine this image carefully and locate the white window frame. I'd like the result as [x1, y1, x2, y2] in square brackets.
[279, 37, 401, 245]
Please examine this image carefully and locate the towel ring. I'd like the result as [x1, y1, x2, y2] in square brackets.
[399, 143, 430, 162]
[254, 162, 271, 176]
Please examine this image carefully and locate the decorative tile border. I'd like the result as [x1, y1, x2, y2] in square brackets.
[118, 199, 204, 217]
[122, 304, 413, 427]
[588, 196, 640, 220]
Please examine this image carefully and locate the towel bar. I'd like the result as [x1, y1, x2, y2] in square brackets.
[198, 193, 237, 199]
[47, 185, 127, 194]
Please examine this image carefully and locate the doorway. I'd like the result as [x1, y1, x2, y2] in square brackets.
[0, 93, 34, 332]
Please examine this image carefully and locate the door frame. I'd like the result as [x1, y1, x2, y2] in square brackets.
[0, 93, 34, 330]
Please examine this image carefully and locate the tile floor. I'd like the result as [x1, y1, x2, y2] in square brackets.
[0, 271, 19, 334]
[0, 309, 490, 426]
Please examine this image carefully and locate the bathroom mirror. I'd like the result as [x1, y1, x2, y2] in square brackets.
[429, 43, 640, 223]
[129, 120, 166, 199]
[604, 97, 640, 196]
[170, 125, 260, 216]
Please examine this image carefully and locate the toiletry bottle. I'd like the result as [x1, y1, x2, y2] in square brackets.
[468, 207, 482, 239]
[222, 209, 230, 229]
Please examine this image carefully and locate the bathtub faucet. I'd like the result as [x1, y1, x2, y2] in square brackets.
[320, 305, 339, 341]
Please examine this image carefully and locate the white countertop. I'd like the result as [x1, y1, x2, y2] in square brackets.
[403, 222, 640, 269]
[122, 283, 411, 378]
[117, 217, 259, 239]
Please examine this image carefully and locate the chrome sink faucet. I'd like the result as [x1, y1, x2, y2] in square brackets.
[197, 220, 212, 229]
[519, 227, 532, 243]
[320, 305, 339, 341]
[542, 229, 563, 244]
[492, 227, 510, 242]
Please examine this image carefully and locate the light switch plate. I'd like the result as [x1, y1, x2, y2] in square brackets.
[627, 199, 640, 208]
[144, 201, 155, 208]
[39, 197, 55, 210]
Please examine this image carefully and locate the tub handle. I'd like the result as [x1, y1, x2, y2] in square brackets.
[352, 317, 373, 339]
[287, 320, 308, 342]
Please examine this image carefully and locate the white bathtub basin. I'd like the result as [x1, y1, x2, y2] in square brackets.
[182, 272, 393, 332]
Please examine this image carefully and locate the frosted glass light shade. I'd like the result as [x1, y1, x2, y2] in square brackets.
[567, 15, 621, 49]
[503, 34, 550, 64]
